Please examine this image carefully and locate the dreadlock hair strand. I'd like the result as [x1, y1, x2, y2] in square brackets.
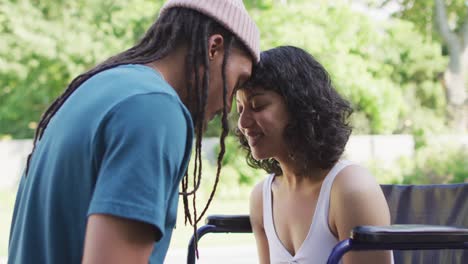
[196, 36, 233, 223]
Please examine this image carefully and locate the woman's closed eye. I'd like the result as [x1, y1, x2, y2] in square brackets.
[251, 102, 268, 112]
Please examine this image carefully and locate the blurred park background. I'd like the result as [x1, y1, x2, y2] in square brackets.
[1, 0, 468, 263]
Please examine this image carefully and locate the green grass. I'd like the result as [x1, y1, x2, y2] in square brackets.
[0, 189, 254, 259]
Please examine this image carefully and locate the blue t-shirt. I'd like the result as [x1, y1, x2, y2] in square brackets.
[8, 64, 194, 263]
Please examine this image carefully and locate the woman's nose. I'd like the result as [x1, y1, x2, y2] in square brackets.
[238, 110, 254, 130]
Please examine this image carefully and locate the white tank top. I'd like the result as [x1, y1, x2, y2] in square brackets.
[262, 160, 352, 264]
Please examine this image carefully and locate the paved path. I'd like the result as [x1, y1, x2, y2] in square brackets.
[1, 246, 257, 264]
[165, 246, 258, 264]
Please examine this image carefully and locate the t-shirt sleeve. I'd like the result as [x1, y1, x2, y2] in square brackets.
[87, 92, 193, 241]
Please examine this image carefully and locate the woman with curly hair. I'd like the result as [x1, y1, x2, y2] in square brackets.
[236, 46, 393, 264]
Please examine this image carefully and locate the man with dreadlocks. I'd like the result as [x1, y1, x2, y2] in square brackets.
[8, 0, 259, 263]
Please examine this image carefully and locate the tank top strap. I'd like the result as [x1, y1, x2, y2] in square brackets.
[262, 173, 275, 233]
[315, 160, 354, 221]
[320, 160, 353, 196]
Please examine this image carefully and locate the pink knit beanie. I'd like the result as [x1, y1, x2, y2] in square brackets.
[159, 0, 260, 62]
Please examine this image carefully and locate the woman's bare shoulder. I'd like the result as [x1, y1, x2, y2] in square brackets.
[330, 163, 390, 232]
[250, 176, 270, 227]
[333, 163, 381, 195]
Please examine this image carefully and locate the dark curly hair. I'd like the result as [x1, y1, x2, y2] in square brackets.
[236, 46, 353, 176]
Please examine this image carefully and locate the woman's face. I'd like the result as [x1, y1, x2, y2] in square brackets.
[236, 86, 290, 161]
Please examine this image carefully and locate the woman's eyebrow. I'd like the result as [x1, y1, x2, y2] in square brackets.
[236, 91, 266, 104]
[248, 92, 265, 100]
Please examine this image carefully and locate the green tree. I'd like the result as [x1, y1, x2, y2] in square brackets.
[378, 0, 468, 132]
[0, 0, 448, 138]
[0, 0, 161, 138]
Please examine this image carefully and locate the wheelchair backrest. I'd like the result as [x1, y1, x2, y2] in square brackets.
[381, 184, 468, 263]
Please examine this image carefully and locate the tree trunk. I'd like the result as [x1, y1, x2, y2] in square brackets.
[434, 0, 468, 132]
[444, 66, 467, 131]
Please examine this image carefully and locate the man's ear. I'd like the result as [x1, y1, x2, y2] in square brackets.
[208, 34, 225, 61]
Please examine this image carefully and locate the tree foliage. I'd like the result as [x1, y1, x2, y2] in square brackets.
[1, 0, 448, 138]
[0, 0, 161, 138]
[382, 0, 467, 40]
[376, 0, 468, 132]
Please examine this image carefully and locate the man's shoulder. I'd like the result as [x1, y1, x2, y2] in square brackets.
[88, 64, 175, 97]
[75, 64, 186, 120]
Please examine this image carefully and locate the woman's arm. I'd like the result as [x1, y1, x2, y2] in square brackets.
[250, 181, 270, 264]
[330, 165, 393, 264]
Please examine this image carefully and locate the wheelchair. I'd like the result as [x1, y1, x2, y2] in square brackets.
[187, 183, 468, 263]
